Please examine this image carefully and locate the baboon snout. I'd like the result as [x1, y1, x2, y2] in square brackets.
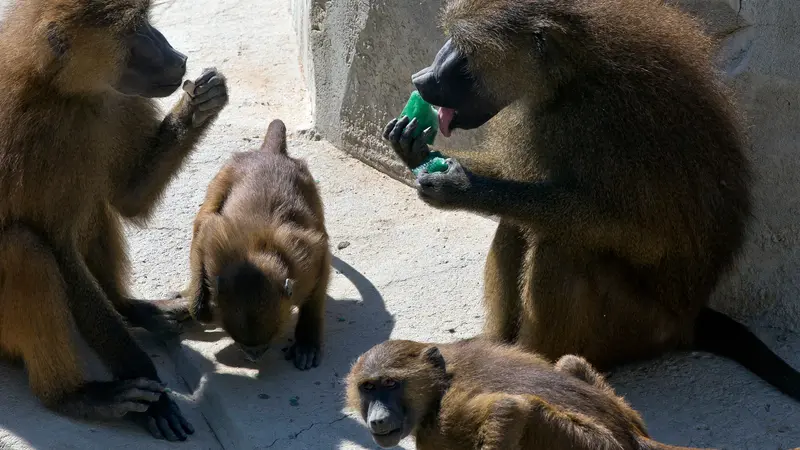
[367, 403, 400, 435]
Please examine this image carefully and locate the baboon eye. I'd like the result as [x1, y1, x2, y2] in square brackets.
[361, 382, 375, 391]
[382, 379, 397, 388]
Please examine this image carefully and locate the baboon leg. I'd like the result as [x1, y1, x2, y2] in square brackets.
[0, 226, 163, 419]
[518, 241, 683, 369]
[83, 205, 188, 337]
[471, 393, 526, 450]
[286, 253, 331, 371]
[482, 221, 526, 344]
[501, 394, 624, 450]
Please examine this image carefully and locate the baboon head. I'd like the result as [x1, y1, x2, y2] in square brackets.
[346, 340, 449, 448]
[32, 0, 187, 97]
[411, 0, 580, 136]
[198, 215, 295, 362]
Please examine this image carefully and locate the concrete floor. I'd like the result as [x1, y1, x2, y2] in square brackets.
[1, 0, 799, 449]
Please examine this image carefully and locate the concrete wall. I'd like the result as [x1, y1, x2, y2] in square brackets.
[289, 0, 483, 181]
[290, 0, 800, 330]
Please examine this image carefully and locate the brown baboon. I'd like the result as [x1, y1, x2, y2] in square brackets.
[172, 119, 331, 370]
[384, 0, 800, 400]
[0, 0, 228, 440]
[346, 339, 706, 450]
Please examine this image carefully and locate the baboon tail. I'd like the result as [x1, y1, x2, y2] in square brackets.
[693, 306, 800, 402]
[261, 119, 287, 154]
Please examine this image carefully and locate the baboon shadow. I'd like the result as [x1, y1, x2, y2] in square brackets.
[0, 330, 222, 449]
[169, 255, 396, 449]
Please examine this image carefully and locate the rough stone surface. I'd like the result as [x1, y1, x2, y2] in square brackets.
[293, 0, 800, 331]
[2, 0, 800, 449]
[288, 0, 484, 184]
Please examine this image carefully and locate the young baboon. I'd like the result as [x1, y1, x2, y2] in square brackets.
[384, 0, 800, 399]
[346, 339, 705, 450]
[172, 119, 331, 370]
[0, 0, 228, 440]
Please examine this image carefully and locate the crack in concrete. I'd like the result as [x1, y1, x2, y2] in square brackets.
[264, 415, 349, 448]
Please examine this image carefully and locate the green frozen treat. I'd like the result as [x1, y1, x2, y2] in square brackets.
[398, 91, 438, 145]
[426, 156, 449, 173]
[412, 152, 449, 176]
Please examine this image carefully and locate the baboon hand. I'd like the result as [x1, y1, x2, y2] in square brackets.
[131, 392, 195, 441]
[65, 378, 165, 420]
[181, 67, 229, 128]
[285, 341, 322, 371]
[416, 158, 474, 209]
[383, 116, 434, 170]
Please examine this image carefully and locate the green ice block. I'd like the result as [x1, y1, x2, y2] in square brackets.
[398, 90, 438, 146]
[396, 91, 448, 176]
[411, 153, 449, 176]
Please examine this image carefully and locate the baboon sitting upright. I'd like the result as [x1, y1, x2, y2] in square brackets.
[0, 0, 228, 440]
[385, 0, 800, 400]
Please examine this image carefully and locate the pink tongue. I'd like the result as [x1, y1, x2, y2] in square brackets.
[438, 107, 455, 138]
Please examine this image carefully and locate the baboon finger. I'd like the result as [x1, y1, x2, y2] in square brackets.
[118, 388, 163, 403]
[296, 352, 310, 370]
[383, 119, 398, 140]
[146, 416, 165, 440]
[194, 68, 218, 87]
[128, 378, 166, 393]
[193, 75, 224, 96]
[191, 85, 226, 106]
[389, 116, 411, 143]
[421, 126, 436, 143]
[194, 91, 228, 112]
[157, 416, 180, 442]
[400, 118, 419, 149]
[166, 413, 188, 441]
[177, 410, 195, 435]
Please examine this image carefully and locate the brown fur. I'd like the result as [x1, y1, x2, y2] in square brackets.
[347, 339, 707, 450]
[427, 0, 751, 369]
[0, 0, 224, 426]
[176, 119, 331, 368]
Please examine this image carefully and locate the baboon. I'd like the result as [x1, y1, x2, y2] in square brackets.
[172, 119, 331, 370]
[346, 339, 706, 450]
[384, 0, 800, 399]
[0, 0, 228, 440]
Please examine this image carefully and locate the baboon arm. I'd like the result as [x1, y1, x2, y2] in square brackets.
[113, 97, 219, 221]
[183, 166, 235, 323]
[438, 148, 503, 178]
[192, 164, 236, 239]
[54, 240, 160, 381]
[478, 393, 625, 450]
[465, 177, 636, 247]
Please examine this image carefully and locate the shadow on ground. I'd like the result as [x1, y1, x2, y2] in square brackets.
[0, 332, 220, 450]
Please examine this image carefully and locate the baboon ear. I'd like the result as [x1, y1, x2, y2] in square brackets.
[422, 346, 446, 372]
[283, 278, 295, 297]
[46, 22, 69, 58]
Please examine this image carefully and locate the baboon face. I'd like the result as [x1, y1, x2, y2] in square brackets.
[413, 0, 565, 136]
[411, 38, 506, 137]
[215, 261, 292, 362]
[113, 20, 188, 98]
[347, 341, 448, 448]
[44, 0, 187, 97]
